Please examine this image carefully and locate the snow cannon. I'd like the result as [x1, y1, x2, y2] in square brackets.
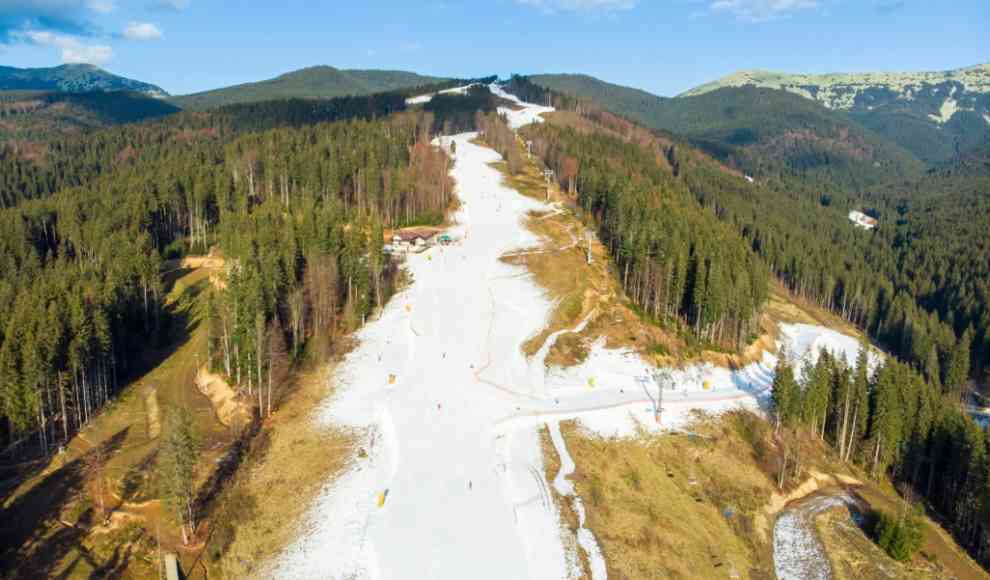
[703, 380, 711, 390]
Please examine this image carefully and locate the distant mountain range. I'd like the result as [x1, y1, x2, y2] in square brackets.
[530, 65, 990, 171]
[529, 73, 925, 189]
[0, 64, 168, 96]
[679, 64, 990, 112]
[679, 64, 990, 164]
[168, 66, 446, 111]
[5, 61, 987, 172]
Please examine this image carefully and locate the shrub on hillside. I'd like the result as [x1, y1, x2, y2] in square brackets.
[872, 509, 925, 561]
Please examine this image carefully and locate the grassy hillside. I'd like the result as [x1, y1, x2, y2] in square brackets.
[0, 90, 181, 139]
[530, 74, 924, 190]
[170, 65, 445, 110]
[0, 63, 166, 96]
[549, 411, 990, 580]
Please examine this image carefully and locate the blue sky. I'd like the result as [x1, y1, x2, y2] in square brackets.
[0, 0, 987, 96]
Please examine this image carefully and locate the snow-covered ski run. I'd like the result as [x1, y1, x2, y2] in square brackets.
[272, 85, 872, 580]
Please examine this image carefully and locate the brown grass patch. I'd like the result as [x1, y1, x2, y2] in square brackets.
[206, 363, 354, 578]
[557, 415, 773, 579]
[553, 409, 988, 580]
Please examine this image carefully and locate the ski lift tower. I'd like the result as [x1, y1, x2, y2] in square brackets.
[543, 168, 555, 202]
[650, 369, 673, 425]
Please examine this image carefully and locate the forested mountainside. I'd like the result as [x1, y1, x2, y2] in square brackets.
[680, 64, 990, 164]
[0, 90, 180, 140]
[528, 74, 925, 191]
[513, 75, 989, 385]
[0, 85, 500, 455]
[0, 91, 415, 209]
[169, 65, 445, 111]
[0, 64, 167, 96]
[506, 80, 990, 565]
[502, 113, 769, 346]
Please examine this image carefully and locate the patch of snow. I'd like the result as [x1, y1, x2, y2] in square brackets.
[490, 83, 554, 129]
[928, 97, 960, 124]
[405, 83, 478, 106]
[774, 493, 858, 580]
[533, 322, 876, 440]
[984, 113, 990, 126]
[548, 421, 607, 580]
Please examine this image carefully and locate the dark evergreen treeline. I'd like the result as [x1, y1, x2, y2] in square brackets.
[518, 116, 769, 347]
[0, 106, 454, 453]
[0, 90, 412, 209]
[772, 350, 990, 564]
[0, 85, 507, 211]
[423, 85, 500, 134]
[503, 75, 579, 111]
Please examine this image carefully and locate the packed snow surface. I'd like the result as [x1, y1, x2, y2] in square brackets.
[273, 87, 874, 579]
[773, 493, 858, 580]
[491, 83, 554, 129]
[405, 83, 478, 105]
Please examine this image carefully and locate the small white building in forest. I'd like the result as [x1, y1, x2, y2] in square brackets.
[848, 210, 878, 230]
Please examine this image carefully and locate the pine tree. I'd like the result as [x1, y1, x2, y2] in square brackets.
[158, 406, 199, 545]
[771, 351, 799, 430]
[945, 327, 973, 394]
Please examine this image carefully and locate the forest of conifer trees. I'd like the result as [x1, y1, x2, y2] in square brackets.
[772, 349, 990, 563]
[517, 117, 769, 347]
[0, 94, 456, 456]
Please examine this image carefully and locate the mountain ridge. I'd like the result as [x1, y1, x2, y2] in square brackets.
[527, 73, 925, 189]
[0, 63, 167, 96]
[169, 65, 446, 111]
[678, 63, 990, 106]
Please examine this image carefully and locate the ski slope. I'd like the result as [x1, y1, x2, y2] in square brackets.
[405, 83, 479, 105]
[273, 86, 873, 579]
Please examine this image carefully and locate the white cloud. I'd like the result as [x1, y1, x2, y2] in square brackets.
[516, 0, 637, 13]
[399, 41, 423, 52]
[710, 0, 817, 22]
[123, 21, 162, 40]
[18, 29, 112, 64]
